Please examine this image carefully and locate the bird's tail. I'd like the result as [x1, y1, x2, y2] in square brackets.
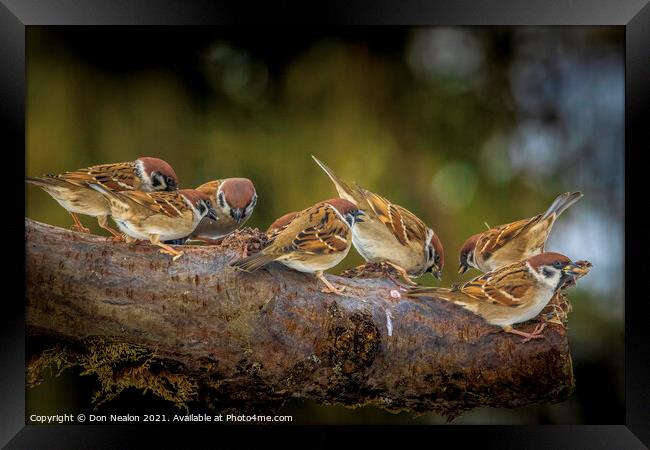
[230, 252, 276, 272]
[540, 191, 583, 222]
[407, 286, 454, 299]
[25, 175, 61, 188]
[406, 286, 480, 312]
[311, 155, 357, 203]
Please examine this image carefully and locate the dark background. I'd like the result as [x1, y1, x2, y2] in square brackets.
[25, 26, 624, 424]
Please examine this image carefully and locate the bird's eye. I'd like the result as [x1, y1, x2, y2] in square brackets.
[165, 176, 173, 185]
[205, 200, 211, 208]
[435, 254, 440, 264]
[553, 261, 563, 269]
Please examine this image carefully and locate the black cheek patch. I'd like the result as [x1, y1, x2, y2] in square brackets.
[345, 214, 355, 227]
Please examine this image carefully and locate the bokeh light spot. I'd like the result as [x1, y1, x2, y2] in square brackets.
[431, 161, 478, 212]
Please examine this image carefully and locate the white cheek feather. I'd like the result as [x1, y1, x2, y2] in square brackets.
[135, 160, 166, 192]
[424, 228, 434, 263]
[469, 251, 478, 269]
[244, 199, 256, 218]
[526, 262, 561, 289]
[135, 160, 153, 189]
[183, 197, 203, 223]
[216, 188, 231, 217]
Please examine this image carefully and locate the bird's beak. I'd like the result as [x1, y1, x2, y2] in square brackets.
[429, 264, 442, 280]
[232, 208, 244, 223]
[562, 261, 592, 277]
[458, 263, 469, 274]
[207, 207, 219, 222]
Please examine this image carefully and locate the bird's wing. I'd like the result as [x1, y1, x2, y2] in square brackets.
[118, 191, 187, 218]
[57, 162, 140, 191]
[266, 211, 300, 241]
[195, 180, 222, 197]
[360, 189, 427, 246]
[269, 202, 350, 256]
[459, 262, 532, 307]
[475, 216, 542, 259]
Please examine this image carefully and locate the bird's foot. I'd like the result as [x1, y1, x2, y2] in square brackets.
[385, 262, 417, 286]
[320, 285, 347, 296]
[316, 273, 347, 296]
[504, 322, 547, 343]
[70, 224, 91, 234]
[159, 248, 184, 261]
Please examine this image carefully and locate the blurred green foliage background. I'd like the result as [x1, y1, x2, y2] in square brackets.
[26, 26, 624, 424]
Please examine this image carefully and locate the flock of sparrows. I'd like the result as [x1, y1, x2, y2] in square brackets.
[27, 155, 591, 343]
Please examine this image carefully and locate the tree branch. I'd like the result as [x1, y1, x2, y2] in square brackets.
[25, 218, 574, 419]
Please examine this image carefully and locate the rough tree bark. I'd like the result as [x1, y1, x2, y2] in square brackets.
[25, 218, 574, 420]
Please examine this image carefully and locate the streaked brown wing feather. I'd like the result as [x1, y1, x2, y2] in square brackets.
[361, 190, 426, 246]
[267, 211, 300, 241]
[292, 225, 349, 254]
[291, 203, 349, 254]
[477, 215, 541, 257]
[58, 162, 139, 191]
[267, 203, 349, 256]
[459, 262, 529, 306]
[394, 204, 428, 243]
[120, 191, 185, 218]
[195, 180, 222, 196]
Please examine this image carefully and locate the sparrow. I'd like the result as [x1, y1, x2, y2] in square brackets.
[186, 178, 257, 244]
[266, 211, 299, 241]
[231, 198, 364, 295]
[89, 185, 217, 261]
[312, 155, 444, 284]
[26, 157, 179, 238]
[458, 192, 583, 274]
[408, 252, 591, 342]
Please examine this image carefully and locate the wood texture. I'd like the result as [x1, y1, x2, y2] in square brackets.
[25, 218, 574, 419]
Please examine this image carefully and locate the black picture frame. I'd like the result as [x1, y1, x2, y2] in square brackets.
[3, 0, 647, 448]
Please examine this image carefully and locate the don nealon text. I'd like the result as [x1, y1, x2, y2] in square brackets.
[29, 414, 293, 424]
